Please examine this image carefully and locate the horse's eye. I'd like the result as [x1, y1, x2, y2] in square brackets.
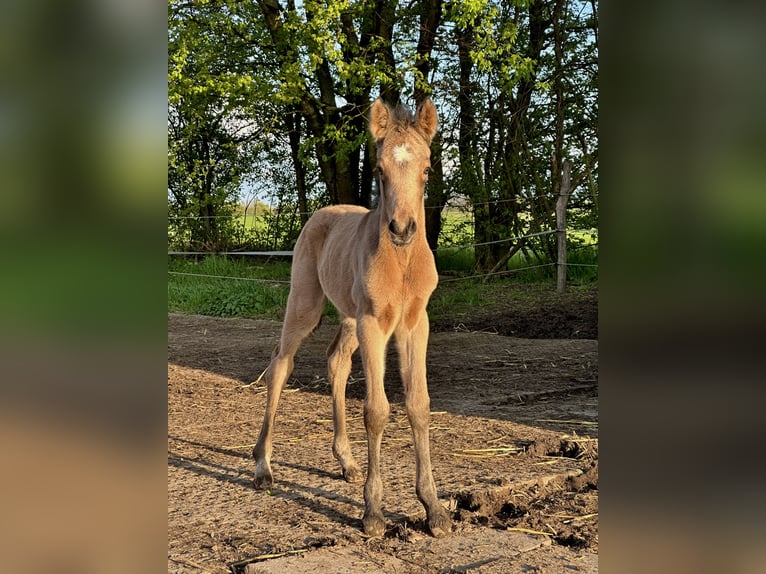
[423, 167, 431, 175]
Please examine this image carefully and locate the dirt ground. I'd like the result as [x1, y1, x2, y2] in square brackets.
[168, 289, 598, 573]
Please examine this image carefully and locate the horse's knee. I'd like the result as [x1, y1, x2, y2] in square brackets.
[405, 392, 430, 428]
[364, 400, 390, 434]
[265, 354, 293, 384]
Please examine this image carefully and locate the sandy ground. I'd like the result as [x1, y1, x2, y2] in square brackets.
[168, 311, 598, 573]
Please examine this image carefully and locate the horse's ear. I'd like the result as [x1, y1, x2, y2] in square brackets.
[416, 98, 438, 141]
[369, 98, 389, 140]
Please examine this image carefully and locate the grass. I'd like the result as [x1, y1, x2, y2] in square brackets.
[434, 246, 476, 272]
[428, 279, 510, 320]
[168, 257, 292, 318]
[168, 256, 342, 320]
[168, 240, 597, 322]
[435, 242, 598, 283]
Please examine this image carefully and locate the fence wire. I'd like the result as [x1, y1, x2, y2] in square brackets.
[435, 229, 556, 252]
[166, 229, 566, 257]
[438, 263, 557, 283]
[167, 262, 578, 285]
[167, 196, 533, 221]
[167, 271, 291, 284]
[168, 251, 294, 257]
[168, 227, 596, 284]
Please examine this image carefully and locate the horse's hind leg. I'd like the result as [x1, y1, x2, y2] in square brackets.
[327, 317, 362, 483]
[253, 271, 324, 490]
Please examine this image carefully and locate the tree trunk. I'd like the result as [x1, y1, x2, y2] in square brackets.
[287, 111, 309, 226]
[335, 154, 358, 204]
[556, 159, 571, 293]
[492, 0, 551, 267]
[375, 0, 399, 105]
[413, 0, 445, 251]
[456, 24, 494, 269]
[424, 132, 445, 251]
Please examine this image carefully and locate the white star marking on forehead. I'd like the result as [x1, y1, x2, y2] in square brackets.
[391, 144, 413, 166]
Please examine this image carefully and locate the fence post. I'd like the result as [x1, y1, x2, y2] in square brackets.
[556, 159, 572, 293]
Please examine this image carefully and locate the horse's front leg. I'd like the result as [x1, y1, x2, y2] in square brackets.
[395, 311, 452, 537]
[357, 314, 391, 537]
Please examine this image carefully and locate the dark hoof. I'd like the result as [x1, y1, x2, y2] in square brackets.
[253, 473, 273, 490]
[362, 512, 386, 537]
[342, 465, 364, 484]
[428, 508, 452, 538]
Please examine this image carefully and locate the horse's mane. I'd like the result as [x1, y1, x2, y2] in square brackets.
[389, 102, 415, 131]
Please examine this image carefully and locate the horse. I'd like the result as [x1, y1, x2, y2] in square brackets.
[252, 97, 451, 538]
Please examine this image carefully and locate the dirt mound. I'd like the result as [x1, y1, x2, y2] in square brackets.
[455, 438, 599, 552]
[431, 284, 597, 339]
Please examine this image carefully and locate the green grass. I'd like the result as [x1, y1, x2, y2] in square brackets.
[168, 256, 342, 320]
[566, 244, 599, 282]
[168, 256, 292, 318]
[169, 243, 597, 323]
[235, 213, 268, 232]
[435, 244, 597, 282]
[435, 246, 475, 272]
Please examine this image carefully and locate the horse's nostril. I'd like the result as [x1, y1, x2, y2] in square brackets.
[389, 218, 416, 245]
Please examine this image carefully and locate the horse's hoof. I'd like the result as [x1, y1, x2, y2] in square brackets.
[343, 465, 364, 484]
[253, 473, 273, 491]
[428, 509, 452, 538]
[362, 512, 386, 537]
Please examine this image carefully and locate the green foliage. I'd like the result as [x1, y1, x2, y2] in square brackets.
[168, 0, 284, 250]
[167, 0, 599, 274]
[438, 208, 474, 248]
[566, 244, 599, 283]
[441, 0, 598, 271]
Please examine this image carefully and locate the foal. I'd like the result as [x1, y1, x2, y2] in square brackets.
[252, 98, 451, 538]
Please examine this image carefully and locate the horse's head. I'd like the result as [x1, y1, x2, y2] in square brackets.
[369, 98, 438, 247]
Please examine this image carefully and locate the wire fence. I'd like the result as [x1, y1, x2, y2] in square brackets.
[167, 262, 568, 285]
[166, 196, 525, 221]
[167, 271, 291, 284]
[166, 229, 560, 258]
[167, 227, 597, 285]
[434, 230, 556, 252]
[168, 251, 294, 257]
[438, 263, 557, 283]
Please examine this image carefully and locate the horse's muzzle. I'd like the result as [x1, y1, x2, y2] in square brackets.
[388, 218, 416, 247]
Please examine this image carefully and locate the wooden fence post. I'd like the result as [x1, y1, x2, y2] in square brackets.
[556, 159, 572, 293]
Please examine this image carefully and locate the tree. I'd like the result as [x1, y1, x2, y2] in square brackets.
[444, 0, 598, 270]
[252, 0, 446, 218]
[167, 0, 598, 268]
[168, 0, 273, 249]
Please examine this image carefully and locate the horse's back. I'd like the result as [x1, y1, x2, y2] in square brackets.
[295, 205, 369, 256]
[291, 205, 371, 317]
[311, 204, 369, 228]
